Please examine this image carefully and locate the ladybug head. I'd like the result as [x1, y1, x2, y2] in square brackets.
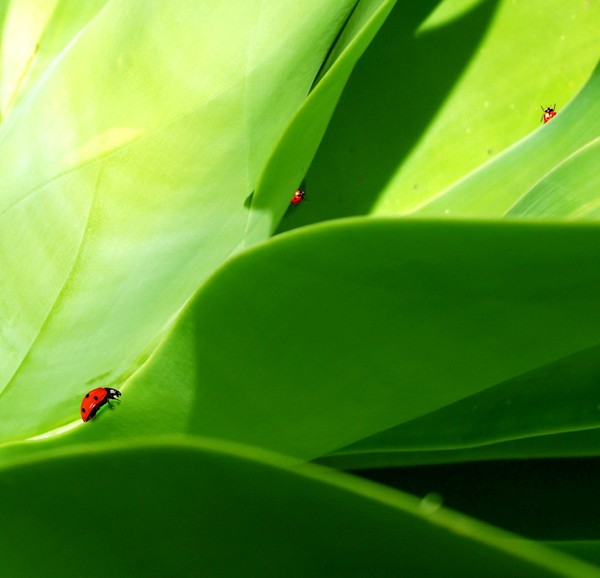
[106, 388, 122, 400]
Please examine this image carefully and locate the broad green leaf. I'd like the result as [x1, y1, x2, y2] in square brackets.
[374, 0, 600, 214]
[0, 0, 363, 442]
[276, 0, 600, 232]
[243, 0, 396, 246]
[0, 0, 58, 118]
[410, 58, 600, 217]
[24, 219, 600, 464]
[319, 343, 600, 468]
[0, 438, 597, 577]
[506, 138, 600, 219]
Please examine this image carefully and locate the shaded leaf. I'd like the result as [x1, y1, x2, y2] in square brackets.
[0, 439, 596, 577]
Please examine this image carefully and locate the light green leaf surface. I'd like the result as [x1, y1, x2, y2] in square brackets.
[0, 0, 58, 118]
[0, 0, 109, 119]
[0, 438, 597, 578]
[0, 0, 367, 443]
[411, 59, 600, 217]
[506, 138, 600, 219]
[382, 1, 600, 215]
[277, 0, 600, 232]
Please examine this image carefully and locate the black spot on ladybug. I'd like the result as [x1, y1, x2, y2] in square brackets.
[81, 408, 86, 414]
[93, 395, 99, 400]
[85, 393, 90, 398]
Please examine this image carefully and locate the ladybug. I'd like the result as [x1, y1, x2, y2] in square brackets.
[541, 104, 557, 124]
[80, 387, 121, 422]
[290, 189, 306, 206]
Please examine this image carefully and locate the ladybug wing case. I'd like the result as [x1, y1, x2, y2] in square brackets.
[80, 388, 108, 422]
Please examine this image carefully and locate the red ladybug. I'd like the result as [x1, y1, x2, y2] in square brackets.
[80, 387, 121, 422]
[541, 104, 557, 124]
[290, 189, 306, 205]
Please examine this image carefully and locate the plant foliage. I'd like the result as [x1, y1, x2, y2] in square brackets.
[1, 0, 600, 575]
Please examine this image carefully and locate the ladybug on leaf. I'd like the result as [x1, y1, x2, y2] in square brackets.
[541, 104, 557, 124]
[290, 189, 306, 206]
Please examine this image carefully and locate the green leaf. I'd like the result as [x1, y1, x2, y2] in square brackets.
[277, 0, 600, 230]
[549, 542, 600, 568]
[31, 218, 600, 465]
[0, 0, 109, 119]
[506, 138, 600, 219]
[1, 439, 597, 577]
[0, 1, 364, 442]
[379, 0, 600, 215]
[410, 59, 600, 217]
[319, 342, 600, 468]
[243, 0, 396, 245]
[321, 427, 600, 469]
[0, 0, 57, 118]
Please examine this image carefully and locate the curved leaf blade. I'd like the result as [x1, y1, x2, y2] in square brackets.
[35, 219, 600, 464]
[0, 0, 357, 442]
[0, 439, 596, 577]
[410, 59, 600, 217]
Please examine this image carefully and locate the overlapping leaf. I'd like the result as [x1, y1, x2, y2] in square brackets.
[0, 0, 368, 442]
[411, 59, 600, 217]
[28, 219, 600, 467]
[1, 439, 596, 577]
[276, 0, 600, 232]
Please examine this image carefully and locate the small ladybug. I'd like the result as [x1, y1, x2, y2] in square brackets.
[80, 387, 121, 422]
[541, 104, 557, 124]
[290, 189, 306, 206]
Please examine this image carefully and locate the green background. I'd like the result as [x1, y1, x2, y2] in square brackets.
[1, 0, 600, 575]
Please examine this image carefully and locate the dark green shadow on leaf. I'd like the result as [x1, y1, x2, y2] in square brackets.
[276, 0, 499, 231]
[0, 438, 597, 577]
[549, 542, 600, 568]
[355, 457, 600, 541]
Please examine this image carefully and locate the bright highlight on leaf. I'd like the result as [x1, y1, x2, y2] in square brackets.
[0, 0, 361, 442]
